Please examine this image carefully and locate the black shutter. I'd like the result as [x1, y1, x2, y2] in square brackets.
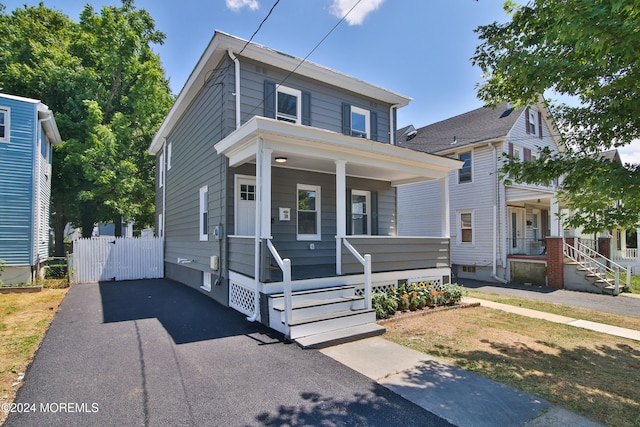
[525, 107, 530, 134]
[538, 111, 543, 139]
[370, 191, 378, 235]
[264, 80, 276, 119]
[342, 103, 351, 136]
[370, 111, 378, 141]
[346, 188, 352, 235]
[302, 90, 311, 126]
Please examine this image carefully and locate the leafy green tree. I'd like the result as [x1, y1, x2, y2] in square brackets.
[472, 0, 640, 233]
[0, 1, 173, 253]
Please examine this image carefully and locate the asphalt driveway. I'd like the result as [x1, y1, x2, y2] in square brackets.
[5, 279, 452, 427]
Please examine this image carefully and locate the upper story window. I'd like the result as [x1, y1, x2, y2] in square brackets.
[264, 81, 310, 126]
[528, 109, 537, 135]
[199, 185, 208, 241]
[0, 108, 9, 142]
[350, 106, 370, 138]
[525, 107, 543, 138]
[276, 85, 302, 124]
[342, 103, 378, 141]
[458, 151, 472, 183]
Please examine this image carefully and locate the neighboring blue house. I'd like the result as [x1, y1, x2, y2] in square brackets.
[0, 93, 61, 285]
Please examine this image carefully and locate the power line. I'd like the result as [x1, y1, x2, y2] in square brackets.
[238, 0, 281, 56]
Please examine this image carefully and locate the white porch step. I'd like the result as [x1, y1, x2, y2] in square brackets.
[294, 323, 386, 349]
[288, 309, 377, 340]
[272, 295, 365, 323]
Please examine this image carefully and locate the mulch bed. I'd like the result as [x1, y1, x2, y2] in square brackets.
[376, 301, 480, 324]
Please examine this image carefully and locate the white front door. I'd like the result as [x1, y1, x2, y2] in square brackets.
[235, 176, 256, 236]
[508, 207, 526, 254]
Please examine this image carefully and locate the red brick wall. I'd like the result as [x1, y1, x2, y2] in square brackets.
[546, 237, 564, 289]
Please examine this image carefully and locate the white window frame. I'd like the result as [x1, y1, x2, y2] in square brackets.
[512, 145, 522, 161]
[458, 150, 472, 183]
[276, 85, 302, 124]
[158, 152, 165, 188]
[297, 184, 321, 241]
[167, 142, 172, 170]
[350, 105, 370, 138]
[350, 190, 371, 235]
[458, 210, 474, 245]
[528, 110, 537, 135]
[0, 108, 9, 142]
[199, 185, 208, 241]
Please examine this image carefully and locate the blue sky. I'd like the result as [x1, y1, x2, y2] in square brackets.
[3, 0, 638, 162]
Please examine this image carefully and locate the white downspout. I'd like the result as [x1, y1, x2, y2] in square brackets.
[227, 49, 241, 130]
[162, 140, 167, 238]
[490, 142, 508, 284]
[389, 104, 402, 145]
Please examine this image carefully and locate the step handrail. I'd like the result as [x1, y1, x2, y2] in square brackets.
[565, 242, 628, 295]
[342, 238, 372, 310]
[576, 241, 630, 293]
[267, 239, 292, 325]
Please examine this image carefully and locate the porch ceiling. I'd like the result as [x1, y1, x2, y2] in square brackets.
[215, 117, 462, 186]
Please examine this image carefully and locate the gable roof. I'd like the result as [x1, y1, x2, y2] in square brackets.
[0, 93, 61, 144]
[397, 102, 521, 154]
[600, 149, 621, 164]
[149, 31, 411, 155]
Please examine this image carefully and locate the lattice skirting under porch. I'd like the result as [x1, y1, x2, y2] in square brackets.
[229, 280, 256, 316]
[354, 276, 443, 297]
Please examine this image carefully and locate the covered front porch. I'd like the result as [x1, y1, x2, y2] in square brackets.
[216, 116, 461, 342]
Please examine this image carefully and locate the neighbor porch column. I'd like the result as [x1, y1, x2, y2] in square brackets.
[440, 175, 450, 238]
[550, 196, 560, 236]
[335, 160, 347, 275]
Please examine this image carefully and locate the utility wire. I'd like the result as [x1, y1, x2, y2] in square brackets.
[238, 0, 281, 56]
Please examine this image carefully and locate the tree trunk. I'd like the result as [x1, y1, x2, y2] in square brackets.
[52, 201, 67, 257]
[114, 216, 122, 237]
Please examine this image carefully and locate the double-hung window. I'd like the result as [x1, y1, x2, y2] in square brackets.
[0, 108, 9, 142]
[350, 106, 370, 138]
[199, 185, 208, 241]
[459, 211, 474, 244]
[276, 85, 302, 124]
[350, 190, 371, 235]
[297, 184, 321, 240]
[458, 151, 472, 183]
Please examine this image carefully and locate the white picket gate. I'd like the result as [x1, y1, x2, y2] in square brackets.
[72, 237, 163, 284]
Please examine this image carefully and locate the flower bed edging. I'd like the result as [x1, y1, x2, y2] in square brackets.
[376, 301, 481, 325]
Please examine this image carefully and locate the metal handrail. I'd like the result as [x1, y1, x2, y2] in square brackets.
[342, 238, 372, 310]
[565, 242, 629, 295]
[267, 239, 292, 326]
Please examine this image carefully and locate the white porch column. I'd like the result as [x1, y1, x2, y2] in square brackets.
[258, 143, 273, 239]
[335, 160, 347, 275]
[440, 175, 450, 238]
[550, 195, 560, 237]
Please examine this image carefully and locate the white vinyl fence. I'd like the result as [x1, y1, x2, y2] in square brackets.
[71, 237, 163, 284]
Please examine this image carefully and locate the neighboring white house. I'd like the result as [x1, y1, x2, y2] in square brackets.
[397, 101, 563, 285]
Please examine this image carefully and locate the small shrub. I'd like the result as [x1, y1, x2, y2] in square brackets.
[372, 292, 398, 319]
[441, 282, 465, 305]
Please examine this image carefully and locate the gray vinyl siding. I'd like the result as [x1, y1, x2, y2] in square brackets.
[0, 98, 37, 265]
[397, 181, 442, 236]
[238, 58, 392, 143]
[161, 65, 234, 304]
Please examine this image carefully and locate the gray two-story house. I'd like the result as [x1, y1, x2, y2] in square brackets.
[148, 32, 461, 347]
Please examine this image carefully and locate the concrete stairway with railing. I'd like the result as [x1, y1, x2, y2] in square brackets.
[267, 285, 385, 349]
[564, 242, 630, 295]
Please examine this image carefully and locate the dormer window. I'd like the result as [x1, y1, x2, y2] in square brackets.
[528, 110, 536, 135]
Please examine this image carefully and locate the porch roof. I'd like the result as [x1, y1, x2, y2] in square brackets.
[215, 116, 462, 186]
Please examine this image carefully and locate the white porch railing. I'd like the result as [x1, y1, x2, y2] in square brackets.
[266, 239, 292, 326]
[613, 248, 639, 260]
[564, 241, 630, 295]
[342, 238, 372, 310]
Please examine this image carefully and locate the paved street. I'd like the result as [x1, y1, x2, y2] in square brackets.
[5, 279, 451, 427]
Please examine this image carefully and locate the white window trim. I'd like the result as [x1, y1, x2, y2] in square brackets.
[350, 105, 370, 138]
[159, 152, 165, 188]
[351, 189, 371, 236]
[512, 145, 522, 161]
[167, 142, 172, 170]
[458, 150, 473, 183]
[0, 108, 9, 142]
[457, 210, 474, 245]
[529, 110, 537, 135]
[276, 85, 302, 124]
[297, 184, 321, 241]
[199, 185, 208, 241]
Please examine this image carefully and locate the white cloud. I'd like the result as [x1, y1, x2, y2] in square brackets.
[617, 139, 640, 165]
[329, 0, 384, 25]
[226, 0, 260, 12]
